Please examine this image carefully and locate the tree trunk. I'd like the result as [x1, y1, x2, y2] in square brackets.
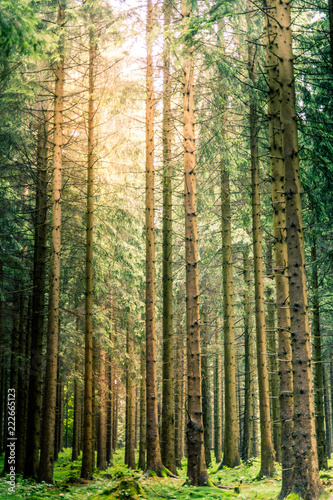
[214, 322, 222, 464]
[219, 165, 240, 469]
[201, 311, 211, 468]
[241, 248, 255, 461]
[311, 235, 327, 469]
[323, 367, 332, 459]
[264, 0, 294, 493]
[81, 22, 96, 480]
[38, 3, 65, 483]
[25, 114, 49, 478]
[139, 347, 146, 470]
[106, 294, 114, 465]
[276, 0, 321, 494]
[125, 321, 136, 470]
[145, 0, 164, 476]
[161, 0, 176, 475]
[97, 343, 107, 470]
[3, 288, 20, 474]
[182, 0, 208, 485]
[72, 353, 80, 462]
[16, 292, 28, 474]
[265, 242, 281, 463]
[248, 14, 275, 477]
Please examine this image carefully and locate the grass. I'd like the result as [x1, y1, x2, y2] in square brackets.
[0, 449, 333, 499]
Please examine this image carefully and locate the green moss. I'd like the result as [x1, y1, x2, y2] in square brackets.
[286, 494, 301, 500]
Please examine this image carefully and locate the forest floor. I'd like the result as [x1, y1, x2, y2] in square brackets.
[1, 449, 333, 500]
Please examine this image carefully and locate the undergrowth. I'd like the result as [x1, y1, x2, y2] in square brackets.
[0, 449, 332, 499]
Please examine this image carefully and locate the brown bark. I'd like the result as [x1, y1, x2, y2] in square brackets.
[161, 0, 176, 475]
[139, 347, 146, 470]
[145, 0, 164, 475]
[241, 248, 255, 461]
[125, 321, 136, 469]
[97, 343, 107, 470]
[264, 0, 294, 493]
[81, 23, 96, 480]
[248, 13, 275, 477]
[25, 114, 49, 477]
[106, 294, 114, 465]
[323, 367, 332, 459]
[16, 292, 28, 474]
[38, 3, 65, 483]
[265, 243, 281, 463]
[182, 0, 208, 485]
[214, 323, 222, 464]
[219, 165, 240, 468]
[276, 0, 321, 494]
[72, 354, 80, 462]
[201, 311, 211, 467]
[311, 235, 327, 469]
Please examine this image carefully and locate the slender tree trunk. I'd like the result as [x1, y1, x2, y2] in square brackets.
[265, 242, 281, 463]
[248, 15, 275, 477]
[97, 343, 107, 470]
[219, 165, 240, 469]
[16, 292, 28, 474]
[38, 3, 65, 483]
[276, 0, 321, 494]
[125, 322, 136, 469]
[72, 353, 80, 462]
[81, 23, 96, 480]
[241, 248, 255, 461]
[323, 367, 332, 459]
[145, 0, 164, 476]
[161, 0, 176, 475]
[311, 235, 327, 469]
[182, 0, 208, 485]
[113, 378, 118, 450]
[174, 316, 182, 467]
[25, 114, 49, 477]
[3, 288, 20, 474]
[201, 311, 211, 467]
[214, 323, 222, 463]
[106, 294, 114, 465]
[265, 0, 294, 493]
[139, 348, 146, 470]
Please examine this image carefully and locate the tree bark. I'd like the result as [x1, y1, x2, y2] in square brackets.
[81, 22, 96, 480]
[182, 0, 208, 485]
[248, 13, 275, 477]
[276, 0, 322, 494]
[145, 0, 164, 476]
[125, 321, 136, 470]
[72, 353, 80, 462]
[139, 347, 146, 470]
[201, 311, 211, 468]
[161, 0, 176, 475]
[38, 2, 65, 483]
[264, 0, 294, 493]
[97, 343, 107, 470]
[311, 235, 327, 469]
[214, 322, 222, 463]
[219, 165, 240, 468]
[241, 248, 255, 461]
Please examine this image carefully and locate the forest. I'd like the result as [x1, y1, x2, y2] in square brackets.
[0, 0, 333, 498]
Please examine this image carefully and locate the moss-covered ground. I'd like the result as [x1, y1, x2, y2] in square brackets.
[0, 449, 332, 500]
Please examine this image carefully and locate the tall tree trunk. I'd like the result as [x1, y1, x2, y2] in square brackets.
[113, 377, 118, 450]
[219, 165, 240, 469]
[106, 294, 114, 465]
[161, 0, 176, 475]
[81, 22, 96, 480]
[72, 353, 80, 462]
[97, 343, 107, 470]
[276, 0, 321, 494]
[323, 367, 332, 459]
[145, 0, 164, 476]
[311, 235, 327, 469]
[182, 0, 208, 485]
[125, 322, 136, 470]
[16, 291, 28, 474]
[248, 14, 275, 477]
[25, 114, 49, 477]
[38, 3, 65, 483]
[241, 247, 255, 461]
[265, 0, 294, 493]
[265, 242, 281, 463]
[139, 347, 146, 470]
[3, 288, 20, 474]
[201, 310, 211, 467]
[214, 322, 222, 463]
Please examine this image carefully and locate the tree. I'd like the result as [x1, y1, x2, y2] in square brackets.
[38, 1, 65, 483]
[182, 0, 208, 486]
